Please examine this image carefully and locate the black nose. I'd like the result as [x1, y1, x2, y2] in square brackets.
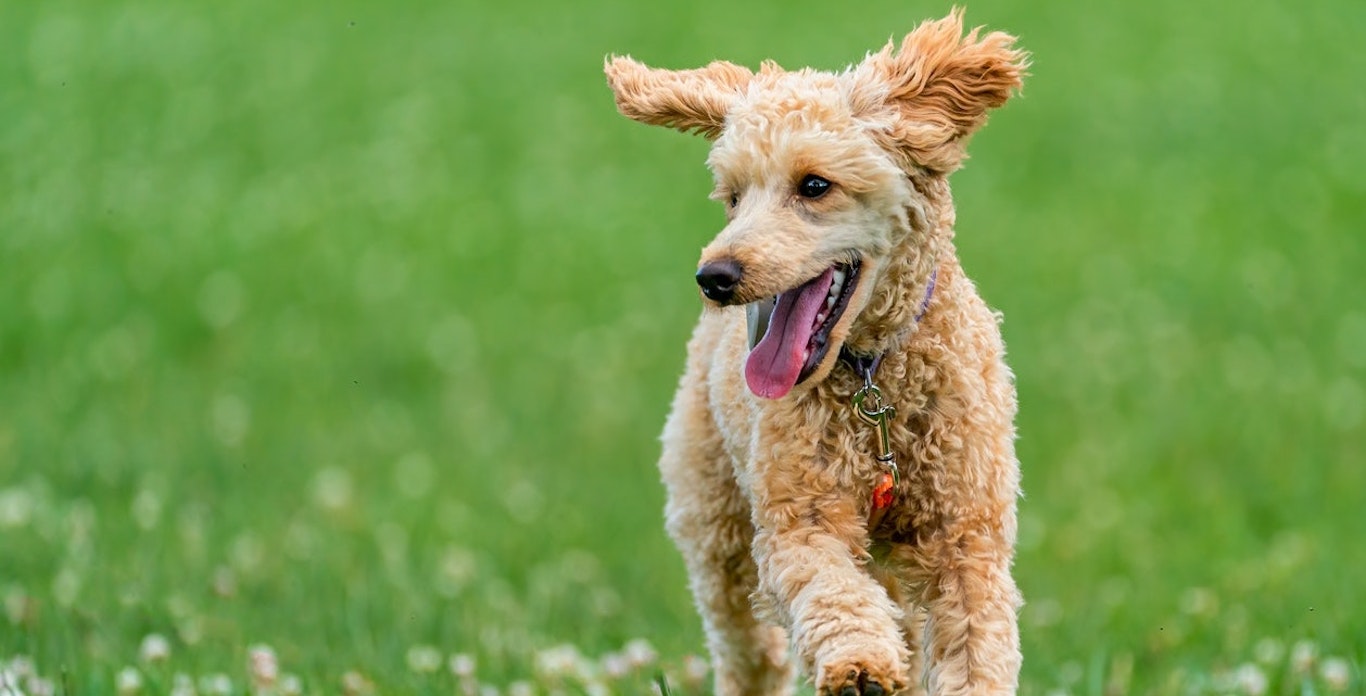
[696, 259, 742, 303]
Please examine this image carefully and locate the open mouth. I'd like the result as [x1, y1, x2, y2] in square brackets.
[744, 258, 862, 399]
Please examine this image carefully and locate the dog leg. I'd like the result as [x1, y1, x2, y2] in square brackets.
[901, 606, 928, 696]
[661, 380, 794, 696]
[752, 503, 909, 695]
[915, 527, 1021, 695]
[872, 563, 929, 696]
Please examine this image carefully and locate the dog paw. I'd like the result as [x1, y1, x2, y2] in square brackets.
[817, 651, 906, 696]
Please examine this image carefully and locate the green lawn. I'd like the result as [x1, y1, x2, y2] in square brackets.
[1, 0, 1363, 694]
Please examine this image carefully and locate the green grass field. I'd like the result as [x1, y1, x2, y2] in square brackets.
[2, 1, 1364, 693]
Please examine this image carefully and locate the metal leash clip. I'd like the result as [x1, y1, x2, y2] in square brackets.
[851, 365, 900, 487]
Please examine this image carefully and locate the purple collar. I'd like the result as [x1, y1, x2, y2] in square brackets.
[838, 268, 937, 379]
[914, 268, 937, 322]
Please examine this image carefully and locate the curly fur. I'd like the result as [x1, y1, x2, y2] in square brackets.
[606, 10, 1029, 695]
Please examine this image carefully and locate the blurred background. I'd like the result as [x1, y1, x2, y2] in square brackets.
[1, 0, 1363, 693]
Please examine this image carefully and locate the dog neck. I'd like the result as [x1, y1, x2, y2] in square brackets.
[839, 268, 935, 371]
[844, 174, 955, 357]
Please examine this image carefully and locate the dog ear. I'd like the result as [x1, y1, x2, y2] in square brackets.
[605, 56, 753, 139]
[850, 9, 1028, 172]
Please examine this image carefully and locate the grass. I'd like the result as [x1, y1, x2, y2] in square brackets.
[1, 0, 1364, 693]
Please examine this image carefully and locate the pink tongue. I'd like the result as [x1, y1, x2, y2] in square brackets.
[745, 267, 836, 399]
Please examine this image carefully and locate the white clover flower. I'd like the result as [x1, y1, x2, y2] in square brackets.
[623, 639, 658, 670]
[1178, 587, 1217, 617]
[7, 656, 34, 679]
[599, 652, 629, 680]
[341, 670, 373, 696]
[116, 667, 143, 695]
[0, 488, 34, 529]
[212, 567, 237, 599]
[681, 654, 709, 684]
[26, 676, 55, 696]
[1291, 640, 1318, 674]
[478, 685, 499, 696]
[199, 673, 233, 696]
[1233, 662, 1267, 696]
[1320, 657, 1352, 692]
[507, 681, 534, 696]
[1253, 638, 1284, 665]
[247, 644, 279, 688]
[279, 674, 303, 696]
[139, 634, 171, 663]
[170, 673, 196, 696]
[435, 548, 476, 597]
[405, 645, 442, 674]
[312, 468, 353, 511]
[449, 653, 476, 678]
[0, 667, 22, 694]
[131, 490, 162, 531]
[534, 645, 583, 679]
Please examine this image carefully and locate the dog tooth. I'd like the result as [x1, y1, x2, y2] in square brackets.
[825, 295, 836, 311]
[832, 269, 846, 286]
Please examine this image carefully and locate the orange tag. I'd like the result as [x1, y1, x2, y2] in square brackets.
[871, 471, 895, 510]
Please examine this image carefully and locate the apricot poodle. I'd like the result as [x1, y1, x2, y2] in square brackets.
[606, 10, 1029, 695]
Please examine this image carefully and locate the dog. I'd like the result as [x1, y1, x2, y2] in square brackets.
[605, 11, 1028, 695]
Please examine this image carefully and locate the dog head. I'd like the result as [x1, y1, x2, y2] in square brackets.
[606, 10, 1026, 399]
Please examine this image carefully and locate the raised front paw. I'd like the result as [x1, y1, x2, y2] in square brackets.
[817, 647, 908, 696]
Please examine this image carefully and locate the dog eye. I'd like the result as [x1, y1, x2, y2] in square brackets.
[798, 175, 832, 199]
[729, 193, 739, 207]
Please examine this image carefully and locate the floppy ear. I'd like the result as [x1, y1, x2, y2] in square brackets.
[851, 9, 1028, 172]
[604, 56, 753, 139]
